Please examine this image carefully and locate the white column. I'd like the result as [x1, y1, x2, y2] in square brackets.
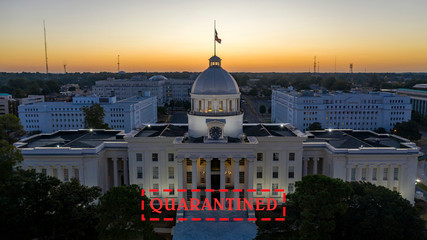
[79, 165, 84, 184]
[124, 158, 129, 185]
[378, 165, 384, 186]
[68, 166, 73, 181]
[387, 165, 393, 189]
[247, 158, 255, 200]
[357, 165, 363, 181]
[367, 165, 374, 182]
[192, 159, 198, 199]
[58, 165, 64, 182]
[113, 158, 118, 187]
[220, 159, 226, 200]
[177, 160, 184, 202]
[105, 159, 110, 191]
[206, 159, 212, 201]
[346, 166, 352, 181]
[313, 159, 318, 175]
[234, 158, 240, 209]
[303, 158, 307, 176]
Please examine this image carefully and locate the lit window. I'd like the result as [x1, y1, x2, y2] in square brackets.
[153, 167, 159, 179]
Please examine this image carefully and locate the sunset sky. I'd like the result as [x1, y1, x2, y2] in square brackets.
[1, 0, 427, 73]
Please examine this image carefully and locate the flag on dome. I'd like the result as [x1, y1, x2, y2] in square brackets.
[215, 29, 222, 44]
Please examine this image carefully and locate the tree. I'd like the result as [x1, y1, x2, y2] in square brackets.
[249, 88, 258, 96]
[83, 103, 109, 129]
[411, 110, 422, 123]
[259, 105, 266, 114]
[374, 127, 387, 134]
[290, 175, 353, 240]
[0, 170, 101, 239]
[393, 120, 421, 141]
[97, 185, 157, 240]
[268, 106, 271, 114]
[307, 122, 322, 131]
[0, 140, 23, 181]
[0, 113, 26, 144]
[337, 182, 427, 240]
[157, 106, 167, 115]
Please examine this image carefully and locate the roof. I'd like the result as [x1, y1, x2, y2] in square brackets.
[191, 56, 240, 95]
[306, 129, 411, 149]
[133, 123, 299, 139]
[17, 129, 125, 149]
[0, 93, 11, 96]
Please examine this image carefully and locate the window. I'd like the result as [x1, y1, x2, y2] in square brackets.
[187, 159, 192, 166]
[168, 153, 174, 162]
[393, 168, 399, 180]
[273, 166, 279, 179]
[288, 166, 294, 179]
[169, 184, 175, 195]
[351, 168, 356, 181]
[168, 167, 174, 179]
[41, 168, 47, 175]
[372, 168, 377, 181]
[256, 183, 262, 195]
[257, 167, 263, 178]
[239, 190, 245, 199]
[74, 169, 79, 180]
[152, 153, 158, 162]
[383, 168, 388, 181]
[64, 169, 69, 181]
[239, 172, 245, 184]
[288, 183, 294, 193]
[53, 168, 58, 178]
[289, 153, 295, 161]
[272, 183, 278, 196]
[187, 190, 192, 201]
[257, 153, 263, 161]
[153, 184, 159, 196]
[361, 168, 367, 181]
[273, 153, 279, 161]
[136, 153, 142, 162]
[187, 172, 192, 184]
[137, 167, 143, 179]
[153, 167, 159, 179]
[239, 159, 245, 166]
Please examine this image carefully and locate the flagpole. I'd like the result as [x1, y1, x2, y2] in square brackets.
[214, 20, 216, 56]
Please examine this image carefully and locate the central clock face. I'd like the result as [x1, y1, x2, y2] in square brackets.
[209, 126, 222, 139]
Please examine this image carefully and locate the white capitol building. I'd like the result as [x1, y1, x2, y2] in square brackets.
[16, 54, 419, 205]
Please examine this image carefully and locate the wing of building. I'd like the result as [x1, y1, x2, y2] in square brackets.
[271, 88, 412, 132]
[15, 55, 419, 205]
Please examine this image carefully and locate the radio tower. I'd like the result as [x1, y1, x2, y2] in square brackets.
[43, 20, 49, 79]
[350, 63, 354, 82]
[117, 55, 120, 73]
[313, 56, 317, 75]
[64, 64, 67, 74]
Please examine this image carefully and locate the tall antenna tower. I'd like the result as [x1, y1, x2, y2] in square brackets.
[43, 20, 49, 79]
[317, 61, 320, 73]
[64, 64, 67, 74]
[350, 63, 353, 74]
[313, 56, 317, 74]
[117, 55, 120, 73]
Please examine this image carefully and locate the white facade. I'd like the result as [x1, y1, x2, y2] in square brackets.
[271, 88, 411, 132]
[92, 75, 194, 106]
[18, 95, 157, 133]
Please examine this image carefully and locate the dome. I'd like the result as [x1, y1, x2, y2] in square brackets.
[148, 75, 167, 81]
[191, 56, 240, 95]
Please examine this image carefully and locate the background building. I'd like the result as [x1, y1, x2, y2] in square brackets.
[271, 88, 411, 132]
[396, 88, 427, 116]
[18, 95, 157, 133]
[0, 93, 18, 116]
[92, 75, 194, 106]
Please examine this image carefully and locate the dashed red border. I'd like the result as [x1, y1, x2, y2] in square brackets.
[141, 189, 286, 222]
